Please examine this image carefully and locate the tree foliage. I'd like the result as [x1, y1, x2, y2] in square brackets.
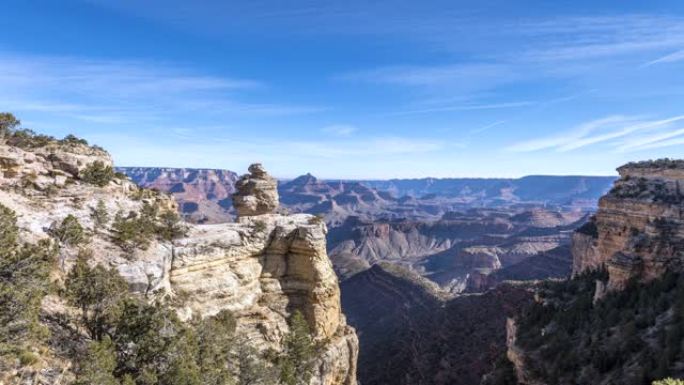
[111, 202, 188, 251]
[91, 199, 111, 231]
[0, 204, 57, 364]
[279, 311, 315, 385]
[157, 210, 188, 241]
[111, 210, 155, 252]
[0, 112, 20, 139]
[81, 161, 115, 187]
[49, 214, 88, 246]
[515, 269, 684, 384]
[64, 250, 129, 340]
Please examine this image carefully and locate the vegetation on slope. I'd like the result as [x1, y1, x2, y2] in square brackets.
[511, 269, 684, 384]
[0, 204, 57, 369]
[0, 200, 317, 385]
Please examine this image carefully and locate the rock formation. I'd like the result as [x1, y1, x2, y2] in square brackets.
[232, 163, 280, 217]
[572, 159, 684, 289]
[0, 140, 357, 385]
[499, 159, 684, 385]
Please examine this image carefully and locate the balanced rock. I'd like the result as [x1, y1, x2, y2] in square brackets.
[232, 163, 279, 217]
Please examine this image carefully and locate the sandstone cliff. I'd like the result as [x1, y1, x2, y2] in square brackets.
[0, 139, 357, 385]
[500, 159, 684, 385]
[572, 159, 684, 289]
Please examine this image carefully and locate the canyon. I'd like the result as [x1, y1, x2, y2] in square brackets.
[120, 167, 613, 290]
[5, 131, 678, 385]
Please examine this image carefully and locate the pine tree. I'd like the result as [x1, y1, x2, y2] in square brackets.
[64, 250, 129, 340]
[74, 336, 120, 385]
[91, 199, 110, 232]
[0, 204, 57, 364]
[280, 311, 315, 385]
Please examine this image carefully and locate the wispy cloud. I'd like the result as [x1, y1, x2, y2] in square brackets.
[508, 115, 684, 152]
[617, 127, 684, 151]
[387, 101, 534, 116]
[321, 124, 357, 136]
[471, 120, 505, 134]
[339, 63, 515, 88]
[0, 53, 321, 124]
[643, 49, 684, 67]
[517, 15, 684, 63]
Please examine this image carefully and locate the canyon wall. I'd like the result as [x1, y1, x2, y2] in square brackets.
[504, 159, 684, 384]
[572, 159, 684, 289]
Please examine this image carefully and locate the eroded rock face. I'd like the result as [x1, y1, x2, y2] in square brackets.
[232, 163, 280, 217]
[171, 214, 357, 353]
[0, 143, 357, 385]
[571, 159, 684, 290]
[0, 142, 112, 192]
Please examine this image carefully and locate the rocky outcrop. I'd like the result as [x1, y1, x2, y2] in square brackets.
[572, 159, 684, 290]
[0, 141, 112, 192]
[0, 143, 357, 385]
[232, 163, 280, 217]
[501, 159, 684, 385]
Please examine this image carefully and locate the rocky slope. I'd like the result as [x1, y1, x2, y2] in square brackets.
[341, 263, 533, 385]
[0, 139, 357, 385]
[500, 159, 684, 385]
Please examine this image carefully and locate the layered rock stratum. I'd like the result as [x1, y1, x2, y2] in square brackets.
[0, 140, 357, 385]
[232, 163, 280, 217]
[572, 159, 684, 289]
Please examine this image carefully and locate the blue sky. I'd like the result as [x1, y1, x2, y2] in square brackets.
[1, 0, 684, 178]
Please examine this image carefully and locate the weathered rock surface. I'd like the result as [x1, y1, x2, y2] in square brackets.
[0, 143, 357, 385]
[232, 163, 280, 217]
[572, 159, 684, 289]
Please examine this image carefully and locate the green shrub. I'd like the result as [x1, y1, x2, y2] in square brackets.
[50, 214, 88, 246]
[0, 204, 18, 254]
[90, 199, 110, 231]
[18, 350, 39, 366]
[111, 211, 154, 252]
[157, 210, 188, 241]
[0, 112, 20, 139]
[279, 311, 315, 385]
[81, 161, 114, 187]
[0, 204, 57, 363]
[7, 128, 55, 148]
[254, 220, 267, 233]
[64, 250, 129, 340]
[60, 134, 89, 146]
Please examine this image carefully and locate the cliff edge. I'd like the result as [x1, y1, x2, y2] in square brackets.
[0, 132, 357, 385]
